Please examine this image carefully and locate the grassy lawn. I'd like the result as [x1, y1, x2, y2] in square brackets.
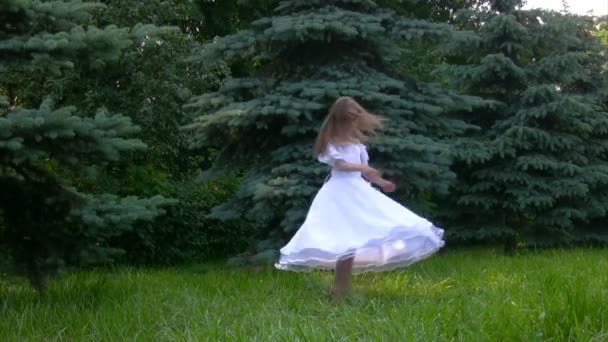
[1, 248, 607, 341]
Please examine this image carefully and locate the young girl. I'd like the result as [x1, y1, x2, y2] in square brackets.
[275, 97, 445, 297]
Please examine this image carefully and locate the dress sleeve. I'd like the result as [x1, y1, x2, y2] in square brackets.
[360, 145, 369, 165]
[318, 144, 344, 167]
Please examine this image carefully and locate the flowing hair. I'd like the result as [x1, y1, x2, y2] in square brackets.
[313, 97, 384, 157]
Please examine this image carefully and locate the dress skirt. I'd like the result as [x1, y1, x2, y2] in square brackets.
[275, 174, 445, 274]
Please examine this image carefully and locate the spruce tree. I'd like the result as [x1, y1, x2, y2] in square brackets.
[0, 0, 170, 289]
[571, 14, 608, 244]
[441, 2, 608, 250]
[187, 0, 486, 257]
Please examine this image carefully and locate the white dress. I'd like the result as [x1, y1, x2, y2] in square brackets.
[275, 143, 445, 274]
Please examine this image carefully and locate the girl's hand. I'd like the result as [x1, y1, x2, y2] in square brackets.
[362, 166, 381, 181]
[380, 179, 396, 193]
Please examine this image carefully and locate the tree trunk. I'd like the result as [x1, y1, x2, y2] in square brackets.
[503, 234, 517, 255]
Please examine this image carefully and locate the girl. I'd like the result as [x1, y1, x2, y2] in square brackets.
[275, 97, 445, 297]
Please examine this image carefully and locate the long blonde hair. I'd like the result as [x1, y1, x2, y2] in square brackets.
[313, 97, 384, 156]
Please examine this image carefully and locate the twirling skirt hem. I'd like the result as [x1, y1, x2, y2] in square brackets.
[275, 226, 445, 274]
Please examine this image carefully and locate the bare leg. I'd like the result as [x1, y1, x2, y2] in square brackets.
[333, 255, 354, 298]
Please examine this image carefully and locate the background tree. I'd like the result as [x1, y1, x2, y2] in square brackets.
[73, 0, 260, 264]
[0, 0, 171, 289]
[575, 14, 608, 243]
[441, 2, 608, 251]
[187, 0, 488, 260]
[380, 0, 494, 22]
[196, 0, 280, 40]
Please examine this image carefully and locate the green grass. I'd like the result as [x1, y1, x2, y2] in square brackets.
[1, 248, 607, 341]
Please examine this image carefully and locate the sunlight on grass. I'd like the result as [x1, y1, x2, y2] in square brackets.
[1, 249, 607, 340]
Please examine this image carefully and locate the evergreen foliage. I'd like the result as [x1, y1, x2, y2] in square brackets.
[195, 0, 280, 40]
[0, 0, 171, 289]
[87, 1, 257, 265]
[187, 0, 488, 257]
[2, 0, 606, 275]
[441, 3, 608, 250]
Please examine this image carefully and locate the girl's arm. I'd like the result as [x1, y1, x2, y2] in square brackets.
[334, 161, 396, 192]
[333, 160, 376, 174]
[362, 171, 396, 192]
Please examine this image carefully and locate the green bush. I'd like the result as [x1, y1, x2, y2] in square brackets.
[97, 164, 253, 265]
[129, 178, 252, 265]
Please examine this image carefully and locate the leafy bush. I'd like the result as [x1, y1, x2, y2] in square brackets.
[97, 164, 253, 264]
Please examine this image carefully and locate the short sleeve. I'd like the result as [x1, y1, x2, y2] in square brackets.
[360, 145, 369, 165]
[318, 144, 344, 166]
